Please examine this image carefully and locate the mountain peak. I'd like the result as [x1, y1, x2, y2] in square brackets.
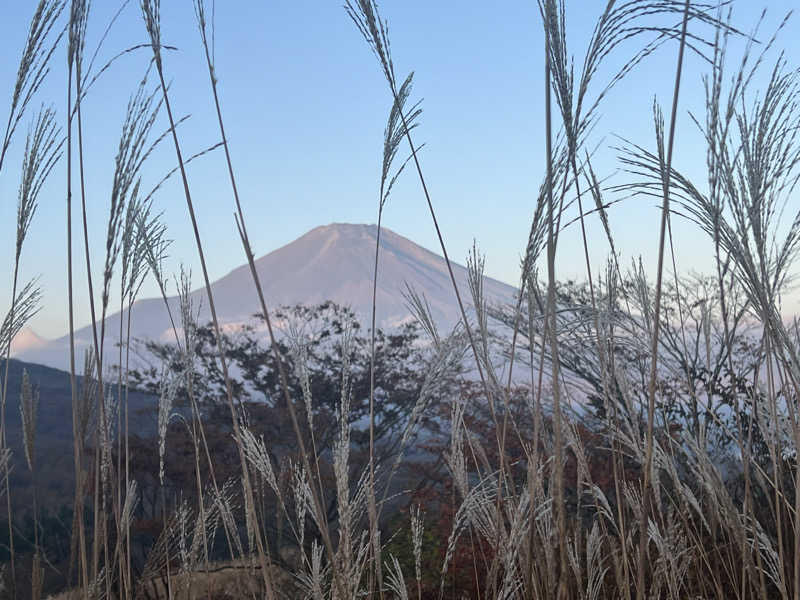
[305, 222, 381, 242]
[17, 223, 517, 371]
[216, 220, 516, 330]
[10, 327, 49, 354]
[315, 222, 378, 232]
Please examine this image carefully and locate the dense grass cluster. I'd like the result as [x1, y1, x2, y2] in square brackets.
[1, 1, 800, 598]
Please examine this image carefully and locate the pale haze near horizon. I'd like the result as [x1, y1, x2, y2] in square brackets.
[0, 1, 798, 340]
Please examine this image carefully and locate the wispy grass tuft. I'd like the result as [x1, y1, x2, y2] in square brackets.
[15, 106, 63, 261]
[0, 282, 42, 355]
[365, 68, 423, 595]
[0, 0, 65, 174]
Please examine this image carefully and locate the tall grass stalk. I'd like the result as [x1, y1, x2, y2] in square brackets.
[68, 0, 112, 583]
[19, 369, 42, 599]
[541, 3, 568, 595]
[191, 2, 348, 595]
[95, 76, 166, 597]
[66, 0, 89, 592]
[117, 194, 151, 600]
[141, 2, 278, 597]
[637, 3, 691, 598]
[174, 266, 214, 600]
[344, 9, 521, 593]
[364, 71, 422, 596]
[157, 365, 178, 598]
[0, 106, 61, 599]
[5, 109, 60, 597]
[345, 0, 498, 436]
[0, 5, 63, 594]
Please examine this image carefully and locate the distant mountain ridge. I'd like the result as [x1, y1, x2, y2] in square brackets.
[10, 326, 48, 353]
[16, 223, 517, 371]
[1, 358, 158, 510]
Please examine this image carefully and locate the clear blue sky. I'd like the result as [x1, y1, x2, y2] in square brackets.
[0, 1, 798, 339]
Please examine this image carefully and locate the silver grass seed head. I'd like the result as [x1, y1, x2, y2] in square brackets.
[379, 72, 423, 210]
[100, 386, 117, 477]
[403, 283, 440, 348]
[68, 0, 89, 72]
[385, 554, 410, 600]
[410, 504, 424, 587]
[0, 279, 41, 353]
[127, 199, 158, 302]
[333, 325, 355, 522]
[241, 475, 256, 552]
[141, 0, 162, 67]
[121, 194, 152, 302]
[140, 207, 172, 297]
[176, 500, 191, 573]
[289, 339, 315, 435]
[77, 347, 97, 445]
[292, 464, 309, 550]
[309, 540, 325, 600]
[240, 425, 280, 496]
[19, 369, 39, 470]
[466, 242, 488, 344]
[120, 479, 139, 536]
[157, 367, 179, 485]
[16, 105, 62, 261]
[344, 0, 395, 88]
[214, 479, 244, 558]
[2, 0, 64, 172]
[188, 496, 214, 568]
[394, 328, 467, 470]
[176, 265, 200, 368]
[193, 0, 217, 79]
[104, 74, 164, 311]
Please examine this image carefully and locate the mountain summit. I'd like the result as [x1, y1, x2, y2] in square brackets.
[9, 327, 48, 354]
[212, 223, 515, 328]
[16, 223, 516, 371]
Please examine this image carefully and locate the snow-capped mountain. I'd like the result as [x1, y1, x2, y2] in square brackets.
[15, 223, 517, 371]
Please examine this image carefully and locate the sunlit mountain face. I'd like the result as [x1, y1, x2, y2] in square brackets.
[15, 223, 516, 371]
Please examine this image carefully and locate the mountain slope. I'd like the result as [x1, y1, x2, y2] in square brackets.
[17, 223, 517, 371]
[1, 358, 158, 510]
